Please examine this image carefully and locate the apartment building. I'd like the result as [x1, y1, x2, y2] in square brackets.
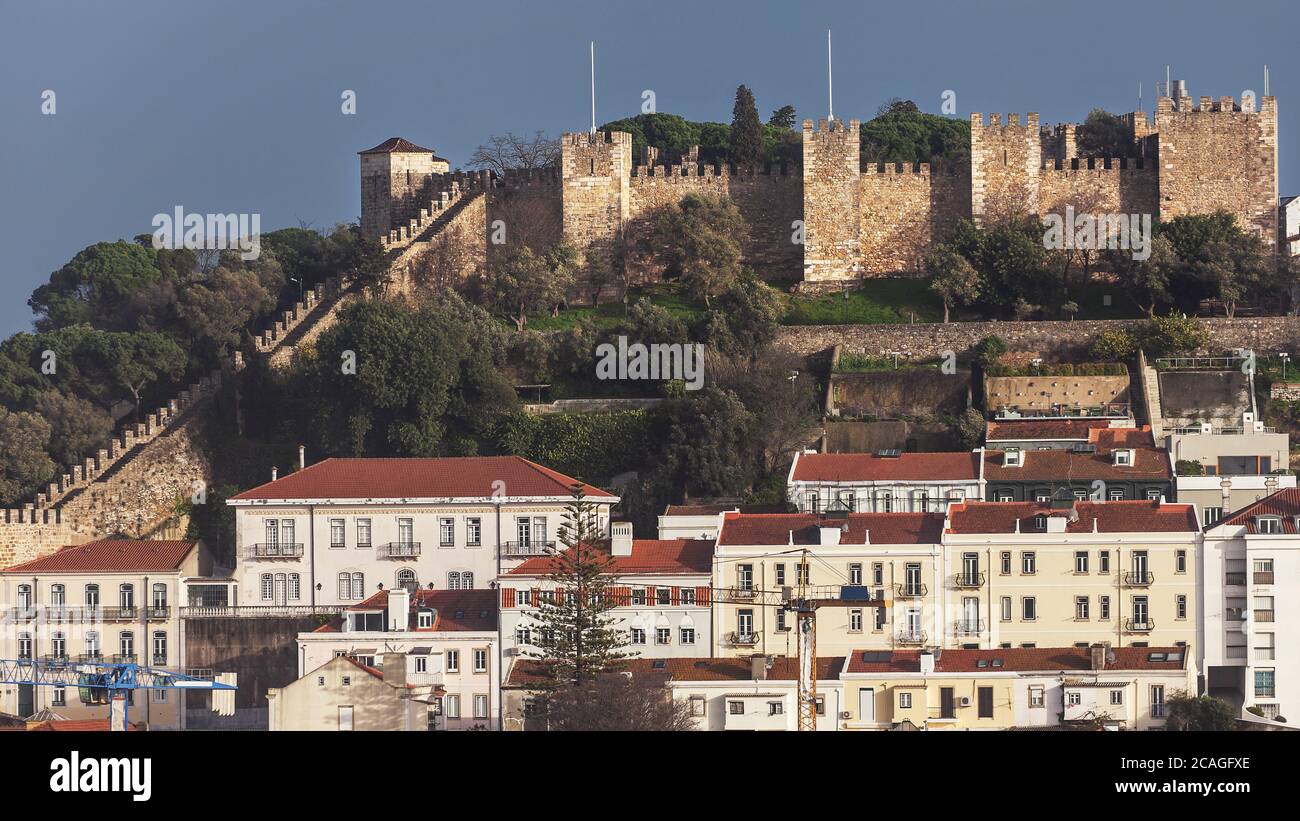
[1202, 489, 1300, 723]
[984, 426, 1173, 503]
[712, 511, 946, 659]
[499, 523, 714, 659]
[226, 456, 617, 607]
[657, 502, 789, 540]
[985, 417, 1136, 451]
[787, 450, 984, 514]
[839, 645, 1193, 730]
[267, 653, 441, 731]
[296, 587, 499, 729]
[0, 539, 207, 728]
[501, 655, 845, 731]
[945, 501, 1200, 651]
[1164, 414, 1293, 526]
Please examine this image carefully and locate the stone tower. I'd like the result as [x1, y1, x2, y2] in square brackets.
[970, 113, 1041, 225]
[560, 131, 633, 263]
[359, 137, 451, 242]
[802, 118, 862, 282]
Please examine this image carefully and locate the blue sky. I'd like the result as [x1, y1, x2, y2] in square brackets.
[1, 0, 1296, 336]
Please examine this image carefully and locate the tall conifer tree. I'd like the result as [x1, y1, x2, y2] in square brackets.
[729, 85, 763, 167]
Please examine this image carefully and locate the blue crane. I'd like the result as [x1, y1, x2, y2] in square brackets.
[0, 658, 236, 731]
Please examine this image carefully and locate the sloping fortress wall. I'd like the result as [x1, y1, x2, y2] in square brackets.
[360, 90, 1279, 284]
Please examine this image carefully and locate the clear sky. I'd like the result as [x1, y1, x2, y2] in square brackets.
[1, 0, 1295, 336]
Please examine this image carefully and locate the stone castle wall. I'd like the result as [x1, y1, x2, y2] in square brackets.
[801, 118, 862, 282]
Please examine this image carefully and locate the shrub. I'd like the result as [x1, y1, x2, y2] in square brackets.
[1090, 328, 1138, 361]
[1145, 313, 1208, 357]
[971, 335, 1007, 368]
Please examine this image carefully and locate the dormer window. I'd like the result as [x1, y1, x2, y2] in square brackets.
[1113, 449, 1133, 467]
[1032, 514, 1047, 531]
[1003, 449, 1023, 468]
[1257, 516, 1282, 534]
[417, 609, 434, 628]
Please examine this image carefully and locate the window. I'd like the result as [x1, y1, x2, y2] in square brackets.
[1203, 507, 1222, 527]
[996, 490, 1014, 502]
[445, 695, 460, 718]
[1176, 550, 1187, 574]
[440, 518, 455, 547]
[446, 650, 459, 672]
[1099, 551, 1110, 573]
[1074, 551, 1088, 574]
[775, 609, 787, 631]
[518, 589, 532, 607]
[849, 563, 862, 585]
[119, 584, 134, 609]
[728, 701, 744, 715]
[1000, 552, 1011, 575]
[152, 632, 167, 665]
[805, 491, 820, 513]
[467, 518, 481, 546]
[774, 564, 786, 586]
[1110, 690, 1124, 706]
[50, 583, 65, 607]
[265, 519, 279, 548]
[1075, 596, 1089, 620]
[1151, 685, 1166, 717]
[473, 649, 487, 673]
[768, 701, 784, 716]
[631, 628, 646, 645]
[1255, 633, 1275, 661]
[872, 563, 883, 586]
[330, 519, 345, 548]
[398, 518, 414, 546]
[1022, 552, 1036, 574]
[119, 631, 134, 658]
[903, 563, 923, 596]
[977, 686, 993, 718]
[85, 632, 99, 657]
[1034, 490, 1050, 503]
[1028, 686, 1045, 708]
[448, 571, 472, 590]
[474, 695, 489, 719]
[1108, 489, 1125, 501]
[1146, 488, 1162, 501]
[52, 687, 66, 706]
[1067, 691, 1081, 706]
[655, 628, 670, 645]
[899, 692, 912, 709]
[737, 564, 754, 592]
[680, 627, 696, 644]
[417, 609, 434, 628]
[1000, 596, 1011, 621]
[1022, 597, 1037, 621]
[1176, 595, 1187, 620]
[1258, 516, 1282, 534]
[689, 696, 706, 717]
[1100, 595, 1111, 620]
[737, 610, 754, 640]
[681, 588, 696, 605]
[396, 568, 417, 593]
[84, 584, 99, 607]
[849, 609, 863, 631]
[288, 573, 300, 600]
[337, 572, 351, 600]
[356, 518, 371, 547]
[261, 573, 274, 601]
[796, 564, 810, 585]
[656, 588, 670, 606]
[631, 587, 646, 606]
[1032, 515, 1047, 531]
[17, 633, 31, 659]
[877, 492, 893, 513]
[51, 632, 66, 658]
[281, 519, 295, 547]
[1254, 669, 1276, 698]
[152, 583, 167, 609]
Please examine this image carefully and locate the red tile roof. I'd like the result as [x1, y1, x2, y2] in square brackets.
[24, 719, 139, 732]
[985, 426, 1168, 481]
[986, 418, 1123, 442]
[1216, 487, 1300, 533]
[717, 513, 945, 546]
[946, 500, 1197, 534]
[316, 588, 498, 632]
[2, 540, 195, 574]
[506, 539, 714, 576]
[358, 137, 443, 158]
[845, 646, 1188, 674]
[663, 503, 791, 516]
[791, 451, 980, 482]
[229, 456, 615, 501]
[505, 656, 845, 687]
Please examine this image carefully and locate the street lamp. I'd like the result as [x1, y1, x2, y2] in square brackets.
[1280, 352, 1290, 380]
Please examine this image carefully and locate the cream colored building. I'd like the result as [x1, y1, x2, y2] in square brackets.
[268, 653, 440, 731]
[226, 456, 617, 608]
[787, 450, 984, 514]
[840, 645, 1194, 730]
[0, 539, 208, 729]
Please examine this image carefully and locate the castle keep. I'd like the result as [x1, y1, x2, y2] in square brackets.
[360, 87, 1279, 286]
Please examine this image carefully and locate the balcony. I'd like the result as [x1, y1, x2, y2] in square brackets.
[76, 654, 105, 664]
[99, 607, 139, 621]
[1225, 572, 1247, 586]
[245, 542, 304, 559]
[954, 619, 986, 636]
[179, 604, 344, 618]
[894, 583, 927, 598]
[500, 540, 556, 558]
[726, 631, 761, 647]
[725, 586, 759, 600]
[146, 606, 170, 620]
[1123, 618, 1155, 633]
[378, 542, 421, 559]
[1254, 572, 1275, 585]
[1122, 571, 1154, 587]
[111, 654, 137, 664]
[895, 630, 927, 646]
[151, 656, 167, 666]
[7, 607, 36, 621]
[952, 572, 986, 589]
[1255, 609, 1275, 623]
[40, 654, 71, 666]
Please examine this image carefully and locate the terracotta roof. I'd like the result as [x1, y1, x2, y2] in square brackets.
[986, 418, 1123, 442]
[316, 588, 497, 632]
[507, 539, 714, 576]
[2, 540, 195, 574]
[229, 456, 615, 501]
[505, 656, 845, 687]
[663, 503, 791, 516]
[792, 451, 980, 482]
[717, 512, 945, 546]
[947, 500, 1198, 534]
[1216, 487, 1300, 533]
[985, 426, 1168, 481]
[358, 137, 446, 161]
[845, 646, 1188, 674]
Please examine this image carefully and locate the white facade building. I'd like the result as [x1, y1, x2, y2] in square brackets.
[787, 450, 984, 514]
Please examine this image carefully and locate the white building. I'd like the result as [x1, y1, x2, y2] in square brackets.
[292, 587, 500, 730]
[499, 522, 714, 659]
[1282, 195, 1299, 256]
[787, 450, 984, 514]
[226, 456, 618, 608]
[1202, 488, 1300, 724]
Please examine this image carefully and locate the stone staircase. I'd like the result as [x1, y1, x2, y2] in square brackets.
[381, 172, 491, 252]
[1136, 349, 1163, 439]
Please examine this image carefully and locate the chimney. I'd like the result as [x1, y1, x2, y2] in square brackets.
[1089, 643, 1108, 671]
[270, 466, 278, 481]
[611, 521, 633, 557]
[298, 445, 306, 471]
[387, 587, 410, 631]
[919, 649, 936, 676]
[1220, 477, 1233, 510]
[751, 654, 773, 681]
[817, 526, 841, 546]
[382, 652, 407, 688]
[1266, 474, 1279, 495]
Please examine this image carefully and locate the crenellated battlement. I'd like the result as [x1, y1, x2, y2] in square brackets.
[971, 112, 1041, 131]
[631, 162, 798, 180]
[1156, 94, 1276, 115]
[1040, 156, 1152, 173]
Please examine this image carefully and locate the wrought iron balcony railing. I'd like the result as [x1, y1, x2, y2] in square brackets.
[726, 631, 761, 647]
[895, 630, 927, 645]
[500, 540, 557, 557]
[954, 619, 987, 635]
[245, 542, 304, 559]
[952, 572, 986, 589]
[1123, 618, 1155, 633]
[1123, 571, 1154, 587]
[379, 541, 421, 558]
[894, 583, 927, 598]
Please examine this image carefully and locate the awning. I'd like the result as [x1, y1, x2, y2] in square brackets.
[409, 647, 432, 655]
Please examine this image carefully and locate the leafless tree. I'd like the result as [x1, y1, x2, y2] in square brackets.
[540, 672, 697, 731]
[468, 131, 561, 177]
[409, 223, 482, 293]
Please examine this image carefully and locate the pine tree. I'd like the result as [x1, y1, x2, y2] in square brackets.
[524, 484, 634, 688]
[729, 85, 763, 167]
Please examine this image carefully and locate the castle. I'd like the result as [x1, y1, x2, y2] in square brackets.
[362, 86, 1279, 288]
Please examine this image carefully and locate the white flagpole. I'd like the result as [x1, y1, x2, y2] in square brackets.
[827, 30, 833, 121]
[590, 42, 597, 135]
